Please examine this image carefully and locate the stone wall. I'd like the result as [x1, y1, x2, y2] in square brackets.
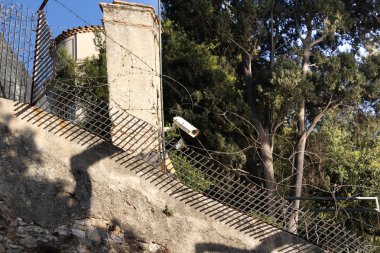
[0, 197, 167, 253]
[101, 1, 163, 136]
[0, 97, 324, 252]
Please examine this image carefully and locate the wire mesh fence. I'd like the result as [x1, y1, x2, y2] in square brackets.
[0, 3, 35, 103]
[31, 9, 55, 105]
[33, 82, 374, 252]
[0, 3, 377, 253]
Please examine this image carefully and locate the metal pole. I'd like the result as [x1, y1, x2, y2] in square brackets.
[287, 196, 380, 212]
[31, 0, 49, 105]
[158, 0, 165, 164]
[38, 0, 49, 12]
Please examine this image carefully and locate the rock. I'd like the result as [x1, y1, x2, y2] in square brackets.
[0, 243, 4, 253]
[9, 220, 17, 227]
[7, 230, 16, 240]
[77, 244, 89, 253]
[53, 227, 68, 236]
[19, 235, 37, 248]
[73, 223, 86, 231]
[88, 219, 108, 230]
[148, 243, 160, 252]
[18, 221, 27, 226]
[37, 237, 49, 244]
[58, 225, 67, 230]
[72, 228, 86, 239]
[5, 250, 22, 253]
[139, 242, 149, 251]
[110, 235, 122, 244]
[74, 220, 86, 225]
[8, 243, 23, 249]
[86, 227, 101, 243]
[25, 225, 46, 234]
[16, 226, 27, 236]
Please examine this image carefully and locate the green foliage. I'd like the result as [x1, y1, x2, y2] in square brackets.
[249, 210, 280, 227]
[162, 1, 380, 244]
[360, 54, 380, 113]
[78, 55, 108, 102]
[55, 47, 76, 87]
[168, 150, 213, 192]
[54, 31, 109, 137]
[163, 20, 252, 170]
[162, 205, 173, 217]
[304, 110, 380, 237]
[55, 31, 108, 102]
[307, 110, 380, 195]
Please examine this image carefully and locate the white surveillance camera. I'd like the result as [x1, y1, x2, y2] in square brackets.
[164, 116, 200, 138]
[173, 116, 200, 138]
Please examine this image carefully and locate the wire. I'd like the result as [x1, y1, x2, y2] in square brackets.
[53, 0, 195, 109]
[37, 2, 380, 241]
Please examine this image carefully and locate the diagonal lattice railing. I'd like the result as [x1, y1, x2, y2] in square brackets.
[30, 5, 55, 106]
[35, 84, 374, 253]
[0, 3, 377, 253]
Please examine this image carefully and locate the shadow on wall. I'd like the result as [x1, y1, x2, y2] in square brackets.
[195, 231, 319, 253]
[0, 100, 151, 252]
[0, 100, 325, 253]
[195, 243, 253, 253]
[0, 109, 116, 226]
[69, 142, 119, 212]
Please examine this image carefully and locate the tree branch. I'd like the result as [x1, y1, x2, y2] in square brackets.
[295, 16, 305, 43]
[271, 120, 286, 152]
[304, 99, 341, 140]
[310, 33, 328, 47]
[228, 36, 251, 57]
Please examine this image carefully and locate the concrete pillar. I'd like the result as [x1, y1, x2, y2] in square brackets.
[100, 1, 162, 124]
[100, 0, 162, 131]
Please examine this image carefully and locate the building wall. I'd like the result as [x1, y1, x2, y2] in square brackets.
[58, 32, 99, 63]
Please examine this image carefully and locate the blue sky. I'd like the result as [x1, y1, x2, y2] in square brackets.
[13, 0, 159, 36]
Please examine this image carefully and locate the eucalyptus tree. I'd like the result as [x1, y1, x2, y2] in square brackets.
[162, 0, 380, 230]
[162, 0, 287, 200]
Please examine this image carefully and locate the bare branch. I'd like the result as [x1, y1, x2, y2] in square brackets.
[295, 15, 305, 43]
[271, 120, 286, 152]
[228, 36, 251, 57]
[304, 99, 341, 139]
[311, 33, 328, 47]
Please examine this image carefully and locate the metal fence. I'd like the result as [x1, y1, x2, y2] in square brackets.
[33, 84, 371, 252]
[30, 5, 55, 106]
[0, 3, 35, 103]
[0, 3, 377, 253]
[35, 82, 375, 252]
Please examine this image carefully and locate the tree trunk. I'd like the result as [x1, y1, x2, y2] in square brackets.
[289, 134, 306, 232]
[242, 51, 276, 211]
[258, 131, 276, 198]
[289, 41, 311, 233]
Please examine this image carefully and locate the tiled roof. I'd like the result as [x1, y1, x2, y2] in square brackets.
[55, 25, 103, 44]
